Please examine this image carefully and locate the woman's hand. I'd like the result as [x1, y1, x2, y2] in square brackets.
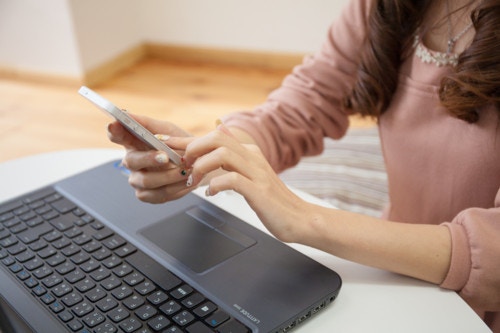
[107, 114, 195, 202]
[183, 123, 312, 243]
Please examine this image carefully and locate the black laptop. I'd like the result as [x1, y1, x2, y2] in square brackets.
[0, 159, 341, 333]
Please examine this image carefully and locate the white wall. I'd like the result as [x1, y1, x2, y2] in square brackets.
[69, 0, 143, 73]
[0, 0, 348, 78]
[0, 0, 81, 77]
[140, 0, 346, 54]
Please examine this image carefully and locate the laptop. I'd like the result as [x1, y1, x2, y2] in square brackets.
[0, 159, 342, 333]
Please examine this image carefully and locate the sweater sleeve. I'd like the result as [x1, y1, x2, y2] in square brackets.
[440, 187, 500, 313]
[222, 0, 371, 172]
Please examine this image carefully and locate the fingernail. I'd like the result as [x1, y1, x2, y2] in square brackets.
[205, 187, 211, 197]
[186, 174, 193, 187]
[155, 134, 170, 141]
[215, 119, 223, 127]
[155, 153, 168, 164]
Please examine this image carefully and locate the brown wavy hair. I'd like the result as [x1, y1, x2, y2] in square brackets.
[343, 0, 500, 123]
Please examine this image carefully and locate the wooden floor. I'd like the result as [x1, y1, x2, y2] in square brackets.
[0, 58, 374, 164]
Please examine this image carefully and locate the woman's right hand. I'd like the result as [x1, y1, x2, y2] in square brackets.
[107, 114, 195, 203]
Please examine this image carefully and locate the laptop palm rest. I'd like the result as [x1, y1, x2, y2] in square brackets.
[140, 207, 256, 273]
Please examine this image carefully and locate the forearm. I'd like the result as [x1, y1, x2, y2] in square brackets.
[300, 204, 452, 285]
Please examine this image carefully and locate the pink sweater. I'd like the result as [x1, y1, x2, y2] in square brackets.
[223, 0, 500, 331]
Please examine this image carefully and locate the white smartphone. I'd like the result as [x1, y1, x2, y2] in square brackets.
[78, 86, 182, 166]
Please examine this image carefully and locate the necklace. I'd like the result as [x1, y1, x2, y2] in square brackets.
[445, 0, 474, 54]
[414, 1, 475, 67]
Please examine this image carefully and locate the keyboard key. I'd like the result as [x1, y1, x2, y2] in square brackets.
[25, 277, 39, 288]
[113, 263, 133, 278]
[185, 322, 213, 333]
[38, 246, 57, 259]
[119, 317, 141, 333]
[94, 322, 118, 333]
[93, 247, 112, 260]
[102, 236, 126, 250]
[173, 310, 195, 327]
[147, 291, 168, 306]
[75, 278, 96, 293]
[67, 319, 83, 331]
[215, 319, 249, 333]
[182, 293, 205, 309]
[135, 304, 157, 321]
[123, 272, 144, 286]
[114, 244, 137, 258]
[41, 293, 56, 305]
[50, 198, 76, 214]
[65, 268, 85, 283]
[50, 300, 65, 313]
[58, 309, 74, 322]
[193, 302, 217, 318]
[82, 240, 102, 253]
[61, 293, 83, 307]
[80, 259, 100, 273]
[0, 235, 18, 247]
[61, 244, 80, 257]
[52, 237, 72, 249]
[52, 282, 73, 297]
[49, 215, 74, 232]
[33, 265, 53, 279]
[8, 243, 27, 256]
[126, 251, 182, 291]
[148, 315, 171, 331]
[42, 274, 63, 288]
[122, 294, 145, 310]
[101, 275, 121, 291]
[86, 287, 107, 303]
[72, 300, 94, 317]
[205, 310, 230, 327]
[160, 300, 181, 316]
[90, 267, 111, 282]
[83, 311, 106, 328]
[102, 255, 122, 269]
[135, 280, 156, 296]
[111, 285, 133, 300]
[93, 228, 114, 241]
[96, 297, 118, 313]
[108, 306, 129, 323]
[170, 285, 193, 300]
[55, 261, 76, 275]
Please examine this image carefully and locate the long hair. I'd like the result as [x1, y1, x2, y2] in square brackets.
[343, 0, 500, 123]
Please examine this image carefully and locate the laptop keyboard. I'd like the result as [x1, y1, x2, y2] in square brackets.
[0, 187, 250, 333]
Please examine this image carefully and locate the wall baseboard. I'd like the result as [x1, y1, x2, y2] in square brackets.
[146, 43, 305, 71]
[0, 44, 306, 87]
[84, 44, 147, 87]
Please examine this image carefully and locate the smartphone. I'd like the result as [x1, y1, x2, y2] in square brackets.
[78, 86, 182, 166]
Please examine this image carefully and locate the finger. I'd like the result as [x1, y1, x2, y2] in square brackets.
[186, 144, 253, 188]
[183, 129, 244, 169]
[128, 168, 188, 191]
[131, 114, 191, 138]
[154, 135, 196, 154]
[107, 121, 150, 151]
[123, 150, 182, 172]
[135, 184, 194, 204]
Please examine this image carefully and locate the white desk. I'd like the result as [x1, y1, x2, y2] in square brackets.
[0, 149, 492, 333]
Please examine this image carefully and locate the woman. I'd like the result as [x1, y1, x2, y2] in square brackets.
[108, 0, 500, 330]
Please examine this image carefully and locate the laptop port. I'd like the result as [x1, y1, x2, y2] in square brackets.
[282, 321, 296, 332]
[297, 311, 311, 324]
[312, 302, 325, 314]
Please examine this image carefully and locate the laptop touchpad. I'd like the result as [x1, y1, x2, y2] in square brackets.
[140, 207, 256, 273]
